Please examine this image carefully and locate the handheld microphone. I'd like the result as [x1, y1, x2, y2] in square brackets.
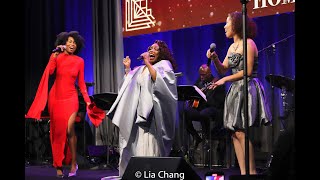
[137, 56, 143, 60]
[210, 43, 216, 53]
[207, 43, 216, 66]
[52, 45, 66, 53]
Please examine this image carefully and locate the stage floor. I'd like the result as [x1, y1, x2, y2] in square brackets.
[25, 163, 257, 180]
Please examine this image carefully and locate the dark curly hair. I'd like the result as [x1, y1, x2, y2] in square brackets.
[54, 31, 85, 55]
[229, 12, 257, 39]
[154, 40, 177, 71]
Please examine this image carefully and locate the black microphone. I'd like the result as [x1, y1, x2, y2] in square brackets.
[52, 45, 66, 53]
[137, 56, 144, 60]
[207, 43, 216, 66]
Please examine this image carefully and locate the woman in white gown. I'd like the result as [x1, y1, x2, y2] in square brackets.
[107, 40, 178, 177]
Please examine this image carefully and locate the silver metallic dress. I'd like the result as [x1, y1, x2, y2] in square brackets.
[224, 53, 272, 131]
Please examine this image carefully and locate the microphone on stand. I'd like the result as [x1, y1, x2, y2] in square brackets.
[207, 43, 216, 66]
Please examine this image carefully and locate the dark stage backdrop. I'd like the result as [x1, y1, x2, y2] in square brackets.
[25, 0, 295, 159]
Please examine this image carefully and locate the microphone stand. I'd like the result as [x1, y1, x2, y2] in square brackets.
[258, 34, 295, 169]
[240, 0, 250, 175]
[258, 34, 295, 53]
[258, 34, 295, 134]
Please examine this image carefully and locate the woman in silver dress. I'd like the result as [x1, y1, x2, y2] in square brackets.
[206, 12, 272, 175]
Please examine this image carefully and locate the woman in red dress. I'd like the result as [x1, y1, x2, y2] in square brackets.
[26, 31, 91, 178]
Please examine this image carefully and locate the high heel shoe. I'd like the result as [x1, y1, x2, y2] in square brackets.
[56, 174, 64, 179]
[56, 167, 64, 178]
[68, 164, 78, 177]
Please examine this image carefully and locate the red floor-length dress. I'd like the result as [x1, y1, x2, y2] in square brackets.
[27, 53, 91, 167]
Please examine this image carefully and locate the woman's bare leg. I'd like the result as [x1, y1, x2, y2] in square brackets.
[67, 112, 78, 172]
[233, 131, 257, 175]
[232, 132, 246, 174]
